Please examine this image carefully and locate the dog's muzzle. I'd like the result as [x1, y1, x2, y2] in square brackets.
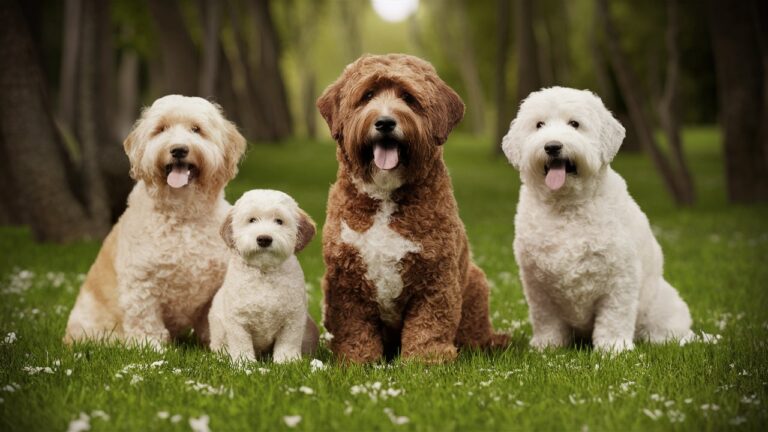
[544, 157, 577, 191]
[165, 146, 198, 188]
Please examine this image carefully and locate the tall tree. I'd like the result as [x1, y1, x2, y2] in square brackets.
[596, 0, 695, 205]
[147, 0, 199, 96]
[515, 0, 541, 110]
[493, 0, 511, 154]
[0, 0, 107, 241]
[707, 0, 768, 203]
[251, 0, 292, 139]
[436, 0, 487, 135]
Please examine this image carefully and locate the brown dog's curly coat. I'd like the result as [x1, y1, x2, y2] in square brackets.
[317, 54, 509, 363]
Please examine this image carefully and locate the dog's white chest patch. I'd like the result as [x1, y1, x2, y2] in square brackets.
[340, 199, 421, 326]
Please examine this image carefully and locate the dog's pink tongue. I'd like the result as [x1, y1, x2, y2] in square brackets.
[167, 166, 190, 188]
[545, 164, 566, 191]
[374, 144, 399, 170]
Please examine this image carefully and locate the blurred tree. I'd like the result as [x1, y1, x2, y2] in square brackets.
[338, 0, 362, 62]
[597, 0, 695, 205]
[436, 0, 486, 135]
[707, 0, 768, 203]
[0, 0, 110, 241]
[515, 0, 541, 116]
[493, 0, 511, 154]
[58, 0, 131, 225]
[147, 0, 199, 95]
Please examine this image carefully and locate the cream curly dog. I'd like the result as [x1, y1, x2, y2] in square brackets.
[65, 95, 246, 348]
[502, 87, 693, 352]
[209, 190, 318, 363]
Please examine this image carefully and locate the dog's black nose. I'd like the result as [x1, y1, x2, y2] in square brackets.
[256, 235, 272, 248]
[544, 141, 563, 156]
[170, 146, 189, 159]
[375, 116, 396, 134]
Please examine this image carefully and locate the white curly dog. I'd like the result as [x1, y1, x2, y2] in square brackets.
[209, 189, 319, 363]
[502, 87, 693, 352]
[65, 95, 246, 348]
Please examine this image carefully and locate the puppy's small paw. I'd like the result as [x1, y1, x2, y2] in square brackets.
[594, 338, 634, 354]
[273, 351, 301, 364]
[530, 334, 569, 351]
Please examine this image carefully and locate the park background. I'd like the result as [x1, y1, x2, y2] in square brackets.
[0, 0, 766, 431]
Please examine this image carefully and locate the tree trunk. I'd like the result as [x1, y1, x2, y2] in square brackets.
[58, 0, 81, 131]
[199, 0, 221, 97]
[436, 0, 486, 135]
[0, 0, 98, 241]
[707, 0, 768, 203]
[338, 0, 362, 62]
[225, 0, 274, 141]
[251, 0, 292, 139]
[596, 0, 694, 205]
[147, 0, 199, 96]
[515, 0, 541, 108]
[493, 0, 511, 154]
[658, 0, 695, 203]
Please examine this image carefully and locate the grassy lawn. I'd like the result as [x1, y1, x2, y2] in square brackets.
[1, 128, 767, 431]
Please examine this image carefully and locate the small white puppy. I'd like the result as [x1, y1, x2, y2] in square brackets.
[209, 189, 319, 363]
[502, 87, 692, 352]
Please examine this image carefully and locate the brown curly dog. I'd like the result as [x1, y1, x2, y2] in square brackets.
[317, 54, 509, 364]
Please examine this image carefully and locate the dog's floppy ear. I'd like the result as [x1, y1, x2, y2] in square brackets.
[501, 118, 523, 169]
[432, 82, 465, 145]
[598, 108, 626, 164]
[221, 116, 247, 180]
[123, 118, 144, 180]
[317, 80, 344, 141]
[294, 209, 316, 253]
[220, 211, 236, 250]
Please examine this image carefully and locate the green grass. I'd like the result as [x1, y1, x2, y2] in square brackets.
[1, 127, 767, 431]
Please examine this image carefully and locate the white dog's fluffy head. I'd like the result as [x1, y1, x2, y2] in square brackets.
[123, 95, 246, 194]
[502, 87, 625, 194]
[220, 190, 316, 269]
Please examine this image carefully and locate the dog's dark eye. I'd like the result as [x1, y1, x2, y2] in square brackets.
[401, 92, 416, 105]
[275, 219, 283, 225]
[154, 124, 168, 135]
[191, 125, 201, 134]
[362, 91, 374, 102]
[248, 217, 256, 223]
[536, 121, 545, 129]
[568, 120, 580, 129]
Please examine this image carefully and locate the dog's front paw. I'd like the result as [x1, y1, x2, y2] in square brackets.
[272, 350, 301, 364]
[402, 342, 458, 364]
[593, 338, 635, 354]
[530, 334, 569, 351]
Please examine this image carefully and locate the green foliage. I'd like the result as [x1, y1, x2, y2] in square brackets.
[1, 128, 766, 430]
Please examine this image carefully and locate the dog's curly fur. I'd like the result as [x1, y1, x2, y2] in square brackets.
[64, 95, 246, 348]
[317, 54, 509, 363]
[502, 87, 693, 352]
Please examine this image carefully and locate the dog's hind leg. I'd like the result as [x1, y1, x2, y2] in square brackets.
[636, 279, 693, 343]
[456, 264, 510, 349]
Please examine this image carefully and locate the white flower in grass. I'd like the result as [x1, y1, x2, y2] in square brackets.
[730, 416, 747, 425]
[701, 403, 720, 411]
[298, 386, 314, 395]
[171, 414, 183, 423]
[67, 412, 91, 432]
[643, 409, 663, 421]
[90, 410, 109, 421]
[3, 332, 17, 344]
[257, 368, 270, 375]
[283, 415, 302, 428]
[383, 408, 410, 425]
[130, 375, 143, 385]
[157, 411, 170, 419]
[741, 394, 760, 405]
[309, 359, 326, 372]
[189, 415, 211, 432]
[684, 398, 693, 404]
[66, 369, 73, 376]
